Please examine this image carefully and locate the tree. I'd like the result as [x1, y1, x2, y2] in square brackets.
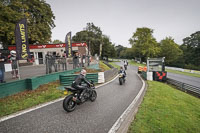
[0, 0, 55, 48]
[159, 37, 183, 65]
[129, 27, 160, 62]
[119, 48, 134, 59]
[101, 35, 116, 58]
[115, 45, 126, 58]
[72, 23, 102, 56]
[182, 31, 200, 67]
[52, 39, 63, 44]
[73, 22, 117, 57]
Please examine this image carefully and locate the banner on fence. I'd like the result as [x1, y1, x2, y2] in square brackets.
[15, 18, 30, 60]
[65, 32, 72, 58]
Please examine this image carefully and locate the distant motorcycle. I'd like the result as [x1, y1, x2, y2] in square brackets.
[63, 81, 97, 112]
[124, 65, 127, 70]
[119, 73, 125, 85]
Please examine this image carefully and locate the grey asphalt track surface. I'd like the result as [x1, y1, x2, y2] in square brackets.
[0, 63, 142, 133]
[167, 72, 200, 87]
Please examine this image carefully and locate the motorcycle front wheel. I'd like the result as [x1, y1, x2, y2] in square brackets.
[90, 90, 97, 102]
[63, 94, 77, 112]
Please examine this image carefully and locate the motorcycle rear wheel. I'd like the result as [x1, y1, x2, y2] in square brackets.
[63, 94, 77, 112]
[119, 78, 123, 85]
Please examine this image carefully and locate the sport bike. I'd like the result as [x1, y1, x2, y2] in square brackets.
[119, 73, 125, 85]
[63, 81, 97, 112]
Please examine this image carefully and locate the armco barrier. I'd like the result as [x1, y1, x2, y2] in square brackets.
[167, 78, 200, 97]
[59, 73, 98, 88]
[0, 68, 81, 98]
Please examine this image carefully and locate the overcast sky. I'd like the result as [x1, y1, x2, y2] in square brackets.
[46, 0, 200, 47]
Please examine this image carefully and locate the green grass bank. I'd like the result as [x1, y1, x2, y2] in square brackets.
[128, 81, 200, 133]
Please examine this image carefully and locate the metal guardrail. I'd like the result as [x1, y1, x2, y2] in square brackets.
[166, 78, 200, 97]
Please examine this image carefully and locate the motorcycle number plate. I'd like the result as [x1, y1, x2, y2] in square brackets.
[64, 90, 68, 95]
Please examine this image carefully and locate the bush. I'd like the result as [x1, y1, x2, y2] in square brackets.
[184, 64, 200, 71]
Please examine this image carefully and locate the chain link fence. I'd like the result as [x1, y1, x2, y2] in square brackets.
[45, 55, 93, 74]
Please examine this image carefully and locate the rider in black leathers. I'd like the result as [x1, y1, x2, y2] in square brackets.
[72, 69, 91, 101]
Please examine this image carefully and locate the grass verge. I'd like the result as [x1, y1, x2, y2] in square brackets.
[109, 62, 120, 70]
[128, 81, 200, 133]
[0, 81, 65, 118]
[99, 61, 111, 71]
[129, 61, 146, 67]
[166, 69, 200, 78]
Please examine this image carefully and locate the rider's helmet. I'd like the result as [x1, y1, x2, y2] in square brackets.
[10, 50, 16, 56]
[81, 69, 87, 76]
[120, 66, 123, 70]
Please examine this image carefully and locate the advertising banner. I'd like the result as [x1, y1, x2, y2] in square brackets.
[65, 32, 72, 57]
[15, 18, 30, 60]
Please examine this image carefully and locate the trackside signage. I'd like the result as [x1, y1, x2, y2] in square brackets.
[15, 18, 30, 60]
[65, 32, 72, 57]
[8, 43, 87, 50]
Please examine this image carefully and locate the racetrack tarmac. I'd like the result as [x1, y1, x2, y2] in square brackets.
[0, 62, 142, 133]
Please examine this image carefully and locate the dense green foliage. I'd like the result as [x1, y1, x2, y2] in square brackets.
[159, 37, 183, 65]
[0, 0, 55, 48]
[52, 39, 63, 44]
[72, 23, 116, 57]
[129, 27, 160, 61]
[115, 45, 126, 58]
[181, 31, 200, 70]
[117, 27, 199, 70]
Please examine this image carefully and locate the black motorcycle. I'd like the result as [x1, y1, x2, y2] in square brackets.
[119, 73, 125, 85]
[63, 81, 97, 112]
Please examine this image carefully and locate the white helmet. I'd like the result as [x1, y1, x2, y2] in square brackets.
[10, 50, 16, 55]
[81, 69, 87, 76]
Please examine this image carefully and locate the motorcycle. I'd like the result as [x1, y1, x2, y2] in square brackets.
[63, 81, 97, 112]
[119, 73, 125, 85]
[124, 65, 127, 70]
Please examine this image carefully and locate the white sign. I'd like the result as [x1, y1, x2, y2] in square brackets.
[5, 63, 12, 72]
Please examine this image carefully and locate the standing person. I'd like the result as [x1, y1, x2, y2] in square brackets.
[73, 52, 79, 69]
[61, 52, 67, 71]
[82, 54, 86, 67]
[45, 52, 51, 74]
[0, 51, 6, 83]
[79, 53, 82, 67]
[52, 52, 57, 72]
[9, 50, 19, 78]
[56, 53, 61, 71]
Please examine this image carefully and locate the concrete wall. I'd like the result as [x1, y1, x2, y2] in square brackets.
[104, 68, 118, 82]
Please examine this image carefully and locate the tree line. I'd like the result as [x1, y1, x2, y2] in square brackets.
[0, 0, 55, 47]
[0, 1, 116, 59]
[121, 27, 199, 70]
[0, 1, 199, 70]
